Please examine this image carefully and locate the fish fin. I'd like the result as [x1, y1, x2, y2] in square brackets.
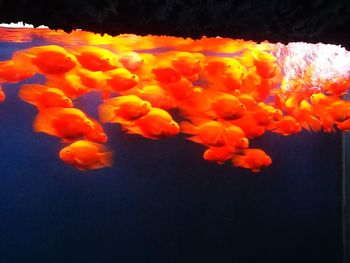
[98, 102, 118, 123]
[98, 150, 114, 167]
[306, 116, 322, 132]
[251, 168, 261, 173]
[32, 108, 59, 136]
[186, 116, 210, 126]
[231, 155, 242, 167]
[180, 121, 198, 135]
[187, 135, 204, 145]
[101, 89, 111, 99]
[231, 154, 247, 168]
[18, 84, 45, 105]
[124, 124, 143, 136]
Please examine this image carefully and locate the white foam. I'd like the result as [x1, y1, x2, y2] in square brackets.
[0, 22, 48, 28]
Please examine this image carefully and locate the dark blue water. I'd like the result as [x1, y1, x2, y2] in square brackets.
[0, 42, 343, 263]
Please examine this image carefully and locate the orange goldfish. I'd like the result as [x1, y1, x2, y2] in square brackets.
[75, 46, 118, 71]
[46, 74, 90, 99]
[76, 68, 107, 90]
[231, 113, 266, 139]
[98, 95, 151, 124]
[0, 60, 36, 83]
[118, 51, 144, 72]
[203, 145, 236, 164]
[85, 119, 108, 143]
[180, 119, 226, 147]
[291, 100, 322, 132]
[325, 80, 350, 96]
[125, 85, 176, 110]
[24, 45, 78, 75]
[59, 140, 113, 171]
[152, 64, 182, 84]
[0, 85, 5, 102]
[33, 107, 96, 141]
[224, 124, 249, 148]
[123, 107, 179, 139]
[271, 116, 301, 135]
[19, 84, 73, 110]
[179, 90, 246, 121]
[251, 50, 277, 79]
[105, 68, 139, 93]
[163, 78, 195, 101]
[180, 119, 247, 147]
[232, 148, 272, 172]
[337, 119, 350, 131]
[328, 100, 350, 122]
[171, 52, 204, 80]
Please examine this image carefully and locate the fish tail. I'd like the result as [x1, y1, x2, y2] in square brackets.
[98, 102, 117, 123]
[305, 116, 322, 132]
[32, 108, 58, 136]
[18, 84, 44, 105]
[99, 150, 114, 167]
[231, 154, 244, 167]
[180, 121, 197, 134]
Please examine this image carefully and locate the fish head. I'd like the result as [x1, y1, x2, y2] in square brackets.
[59, 147, 76, 165]
[166, 121, 180, 137]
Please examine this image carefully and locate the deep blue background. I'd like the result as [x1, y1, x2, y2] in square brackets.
[0, 43, 343, 263]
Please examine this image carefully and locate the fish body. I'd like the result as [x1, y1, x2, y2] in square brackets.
[25, 45, 78, 75]
[203, 145, 236, 164]
[19, 84, 73, 110]
[99, 95, 151, 124]
[33, 107, 96, 141]
[59, 140, 113, 170]
[105, 68, 139, 93]
[0, 60, 35, 83]
[123, 108, 179, 139]
[232, 148, 272, 172]
[75, 46, 118, 71]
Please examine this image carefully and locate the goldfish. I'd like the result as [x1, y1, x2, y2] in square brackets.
[203, 145, 236, 164]
[118, 51, 144, 72]
[232, 148, 272, 172]
[180, 119, 247, 147]
[105, 68, 139, 93]
[171, 52, 204, 80]
[123, 108, 179, 139]
[162, 78, 195, 101]
[291, 100, 322, 132]
[23, 45, 78, 75]
[59, 140, 113, 171]
[180, 119, 226, 147]
[46, 74, 90, 99]
[231, 113, 266, 139]
[179, 90, 245, 121]
[76, 68, 107, 90]
[125, 85, 176, 110]
[325, 80, 350, 96]
[0, 60, 36, 83]
[0, 85, 5, 102]
[19, 84, 73, 110]
[98, 95, 151, 124]
[251, 50, 277, 79]
[152, 66, 182, 84]
[271, 116, 301, 135]
[75, 46, 118, 71]
[204, 57, 246, 92]
[33, 107, 100, 142]
[85, 119, 109, 143]
[328, 100, 350, 122]
[337, 119, 350, 131]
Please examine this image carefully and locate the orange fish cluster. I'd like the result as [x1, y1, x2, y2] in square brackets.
[0, 35, 349, 172]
